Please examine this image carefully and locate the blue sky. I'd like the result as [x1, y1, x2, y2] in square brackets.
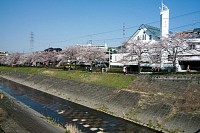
[0, 0, 200, 53]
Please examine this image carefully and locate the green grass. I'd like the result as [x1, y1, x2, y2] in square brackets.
[0, 66, 45, 74]
[0, 66, 135, 88]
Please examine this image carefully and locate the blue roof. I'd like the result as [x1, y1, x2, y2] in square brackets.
[127, 24, 161, 42]
[142, 24, 161, 37]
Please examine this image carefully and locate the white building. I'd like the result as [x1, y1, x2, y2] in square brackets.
[111, 2, 169, 66]
[110, 2, 200, 72]
[160, 3, 169, 37]
[127, 2, 170, 43]
[76, 43, 108, 52]
[127, 24, 161, 43]
[111, 53, 140, 66]
[0, 51, 8, 57]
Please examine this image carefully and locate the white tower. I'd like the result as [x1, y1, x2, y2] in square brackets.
[160, 2, 169, 37]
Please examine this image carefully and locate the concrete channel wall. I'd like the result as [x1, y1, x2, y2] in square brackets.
[0, 71, 200, 133]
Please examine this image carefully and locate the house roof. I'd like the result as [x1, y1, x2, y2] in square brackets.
[194, 28, 200, 33]
[127, 24, 161, 42]
[44, 47, 62, 52]
[175, 28, 200, 39]
[142, 24, 161, 37]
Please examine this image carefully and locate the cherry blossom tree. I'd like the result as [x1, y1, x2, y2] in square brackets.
[55, 46, 79, 68]
[0, 56, 7, 65]
[0, 53, 22, 66]
[31, 52, 46, 66]
[75, 45, 107, 65]
[0, 45, 107, 69]
[148, 42, 163, 68]
[159, 35, 188, 71]
[55, 45, 107, 70]
[16, 53, 33, 66]
[30, 51, 60, 67]
[120, 40, 151, 72]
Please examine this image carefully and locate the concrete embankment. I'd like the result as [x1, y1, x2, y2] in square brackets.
[0, 71, 137, 118]
[0, 91, 64, 133]
[1, 71, 200, 133]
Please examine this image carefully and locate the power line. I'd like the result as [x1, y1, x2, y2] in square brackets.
[83, 21, 200, 43]
[49, 29, 123, 44]
[92, 36, 130, 42]
[48, 10, 200, 45]
[125, 10, 200, 30]
[36, 21, 200, 51]
[170, 21, 200, 31]
[41, 23, 196, 50]
[29, 10, 200, 51]
[170, 10, 200, 20]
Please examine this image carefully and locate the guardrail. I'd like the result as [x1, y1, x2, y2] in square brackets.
[149, 75, 200, 84]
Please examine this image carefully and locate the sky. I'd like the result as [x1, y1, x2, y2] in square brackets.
[0, 0, 200, 53]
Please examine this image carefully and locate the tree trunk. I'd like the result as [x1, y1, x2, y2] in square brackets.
[173, 59, 177, 73]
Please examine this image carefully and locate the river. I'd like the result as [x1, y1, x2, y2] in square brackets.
[0, 78, 161, 133]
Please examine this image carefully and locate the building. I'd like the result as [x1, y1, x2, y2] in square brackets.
[110, 2, 200, 72]
[0, 51, 8, 57]
[44, 47, 62, 52]
[160, 2, 169, 37]
[127, 2, 169, 43]
[76, 43, 108, 52]
[177, 28, 200, 71]
[127, 24, 161, 43]
[111, 2, 170, 65]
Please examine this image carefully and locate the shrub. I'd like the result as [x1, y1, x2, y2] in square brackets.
[65, 124, 82, 133]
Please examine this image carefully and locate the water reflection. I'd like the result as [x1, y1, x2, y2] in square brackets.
[0, 78, 160, 133]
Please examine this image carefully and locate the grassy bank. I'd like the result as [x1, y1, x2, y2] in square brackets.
[0, 66, 135, 88]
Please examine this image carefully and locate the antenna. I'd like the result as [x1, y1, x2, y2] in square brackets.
[160, 0, 164, 11]
[30, 32, 34, 52]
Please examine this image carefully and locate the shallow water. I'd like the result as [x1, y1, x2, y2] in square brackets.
[0, 78, 160, 133]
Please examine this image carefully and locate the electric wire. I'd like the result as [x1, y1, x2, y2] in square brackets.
[37, 11, 200, 48]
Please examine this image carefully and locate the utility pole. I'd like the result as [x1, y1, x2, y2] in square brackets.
[30, 32, 34, 52]
[121, 23, 126, 51]
[123, 23, 126, 39]
[109, 49, 111, 69]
